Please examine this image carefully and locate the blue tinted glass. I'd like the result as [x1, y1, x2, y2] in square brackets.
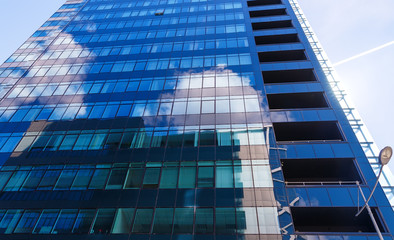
[307, 188, 331, 206]
[72, 210, 96, 234]
[14, 210, 41, 233]
[52, 210, 78, 234]
[117, 105, 132, 117]
[327, 188, 354, 206]
[0, 210, 23, 234]
[89, 106, 105, 119]
[33, 210, 59, 234]
[0, 137, 22, 152]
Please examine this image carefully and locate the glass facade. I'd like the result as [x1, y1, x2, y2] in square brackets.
[0, 0, 393, 239]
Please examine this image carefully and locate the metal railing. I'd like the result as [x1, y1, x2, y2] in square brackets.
[286, 181, 360, 186]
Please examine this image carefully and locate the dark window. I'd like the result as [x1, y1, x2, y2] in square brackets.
[106, 168, 128, 189]
[262, 69, 317, 83]
[291, 207, 386, 233]
[281, 158, 362, 184]
[249, 9, 287, 18]
[258, 50, 307, 62]
[252, 20, 292, 30]
[200, 131, 216, 146]
[132, 209, 153, 233]
[152, 208, 173, 233]
[91, 209, 116, 234]
[247, 0, 282, 7]
[255, 34, 299, 45]
[52, 210, 78, 234]
[72, 210, 96, 234]
[267, 92, 328, 109]
[273, 121, 343, 142]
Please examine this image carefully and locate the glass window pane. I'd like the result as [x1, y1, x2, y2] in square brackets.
[216, 166, 234, 188]
[151, 131, 167, 147]
[88, 133, 107, 150]
[200, 130, 215, 146]
[73, 134, 93, 150]
[88, 105, 105, 118]
[236, 207, 258, 234]
[234, 165, 253, 188]
[120, 132, 137, 149]
[54, 170, 77, 190]
[134, 131, 152, 148]
[202, 101, 214, 113]
[72, 209, 96, 234]
[143, 168, 160, 188]
[252, 165, 273, 187]
[33, 209, 59, 234]
[14, 210, 41, 233]
[124, 168, 144, 189]
[173, 208, 193, 233]
[23, 108, 41, 121]
[102, 105, 119, 118]
[232, 130, 248, 146]
[245, 98, 260, 112]
[112, 208, 134, 234]
[132, 209, 153, 233]
[248, 129, 265, 145]
[0, 171, 12, 191]
[0, 137, 21, 152]
[117, 104, 132, 117]
[104, 133, 122, 150]
[89, 169, 110, 189]
[52, 209, 78, 234]
[215, 208, 236, 234]
[152, 208, 173, 233]
[37, 170, 61, 190]
[172, 102, 186, 115]
[183, 131, 198, 147]
[36, 108, 52, 121]
[230, 99, 244, 113]
[0, 210, 23, 234]
[0, 210, 5, 223]
[106, 168, 128, 189]
[29, 135, 50, 151]
[44, 135, 64, 151]
[59, 135, 78, 150]
[14, 136, 35, 152]
[3, 171, 28, 191]
[198, 167, 214, 188]
[167, 131, 183, 147]
[257, 207, 280, 234]
[71, 169, 94, 190]
[217, 130, 231, 146]
[187, 101, 200, 114]
[178, 167, 196, 188]
[216, 100, 229, 113]
[10, 109, 29, 122]
[195, 208, 213, 233]
[76, 106, 92, 119]
[91, 209, 116, 234]
[159, 167, 178, 188]
[21, 170, 45, 191]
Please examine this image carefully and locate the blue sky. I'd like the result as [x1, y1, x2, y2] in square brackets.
[298, 0, 394, 170]
[0, 0, 393, 170]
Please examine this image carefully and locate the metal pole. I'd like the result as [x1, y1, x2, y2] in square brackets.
[356, 181, 384, 240]
[356, 167, 383, 217]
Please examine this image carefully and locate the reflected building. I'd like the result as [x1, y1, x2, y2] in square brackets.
[0, 0, 393, 239]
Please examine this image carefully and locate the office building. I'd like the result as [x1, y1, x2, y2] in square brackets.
[0, 0, 392, 239]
